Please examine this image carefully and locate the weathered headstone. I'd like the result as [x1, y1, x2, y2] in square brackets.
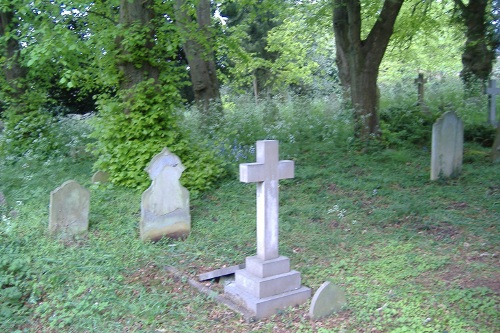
[486, 79, 500, 127]
[492, 126, 500, 163]
[91, 171, 109, 184]
[0, 191, 6, 206]
[225, 140, 310, 319]
[140, 147, 190, 241]
[414, 73, 427, 106]
[49, 180, 90, 239]
[309, 282, 346, 320]
[431, 111, 464, 180]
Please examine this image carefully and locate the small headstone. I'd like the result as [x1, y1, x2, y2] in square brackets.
[431, 111, 463, 180]
[309, 282, 346, 319]
[0, 191, 6, 206]
[492, 126, 500, 163]
[486, 79, 500, 127]
[140, 147, 190, 241]
[49, 180, 90, 239]
[91, 171, 109, 184]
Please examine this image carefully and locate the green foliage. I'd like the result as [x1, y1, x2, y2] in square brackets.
[380, 105, 435, 147]
[0, 237, 33, 330]
[0, 100, 93, 162]
[89, 82, 225, 194]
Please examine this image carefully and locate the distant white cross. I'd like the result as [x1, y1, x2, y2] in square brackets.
[240, 140, 294, 261]
[486, 80, 500, 126]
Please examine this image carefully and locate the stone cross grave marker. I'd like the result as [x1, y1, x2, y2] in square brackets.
[486, 79, 500, 127]
[239, 139, 294, 260]
[414, 73, 427, 106]
[140, 147, 190, 241]
[49, 180, 90, 239]
[225, 140, 310, 319]
[431, 111, 463, 180]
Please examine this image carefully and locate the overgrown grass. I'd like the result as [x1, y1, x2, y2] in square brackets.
[0, 79, 499, 332]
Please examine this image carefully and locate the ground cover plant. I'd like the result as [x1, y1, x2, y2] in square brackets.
[0, 78, 499, 332]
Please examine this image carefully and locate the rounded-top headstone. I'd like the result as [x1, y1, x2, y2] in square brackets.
[309, 281, 346, 320]
[91, 171, 110, 184]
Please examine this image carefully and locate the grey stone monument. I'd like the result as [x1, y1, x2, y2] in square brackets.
[431, 111, 463, 180]
[225, 140, 310, 319]
[309, 282, 346, 319]
[486, 79, 500, 127]
[91, 171, 109, 184]
[49, 180, 90, 239]
[140, 147, 190, 241]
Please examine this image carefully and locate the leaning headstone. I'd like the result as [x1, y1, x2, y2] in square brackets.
[309, 282, 346, 320]
[486, 79, 500, 127]
[91, 171, 109, 184]
[49, 180, 90, 239]
[140, 147, 190, 241]
[431, 111, 464, 180]
[225, 140, 310, 319]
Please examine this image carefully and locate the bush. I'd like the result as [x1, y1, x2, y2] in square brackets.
[0, 105, 93, 162]
[380, 105, 436, 147]
[89, 82, 225, 194]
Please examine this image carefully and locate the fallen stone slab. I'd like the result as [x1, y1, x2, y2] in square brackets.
[198, 264, 245, 281]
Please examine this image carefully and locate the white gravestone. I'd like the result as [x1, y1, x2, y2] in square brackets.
[431, 111, 463, 180]
[486, 79, 500, 127]
[49, 180, 90, 239]
[225, 140, 310, 319]
[140, 147, 190, 241]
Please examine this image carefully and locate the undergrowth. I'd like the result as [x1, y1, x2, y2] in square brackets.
[0, 78, 498, 332]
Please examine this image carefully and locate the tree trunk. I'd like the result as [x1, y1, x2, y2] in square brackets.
[454, 0, 496, 92]
[117, 0, 159, 93]
[333, 0, 404, 143]
[0, 8, 27, 103]
[175, 0, 221, 118]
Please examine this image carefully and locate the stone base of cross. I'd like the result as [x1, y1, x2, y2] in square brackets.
[224, 140, 310, 319]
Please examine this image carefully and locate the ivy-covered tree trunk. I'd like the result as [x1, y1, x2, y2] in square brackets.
[0, 6, 27, 105]
[174, 0, 221, 119]
[453, 0, 497, 92]
[117, 0, 159, 93]
[333, 0, 403, 144]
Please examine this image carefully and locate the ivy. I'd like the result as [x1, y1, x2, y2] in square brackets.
[89, 81, 225, 194]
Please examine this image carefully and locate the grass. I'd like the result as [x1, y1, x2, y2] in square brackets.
[1, 82, 499, 332]
[1, 139, 498, 332]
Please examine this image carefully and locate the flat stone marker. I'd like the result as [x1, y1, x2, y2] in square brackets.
[431, 111, 463, 180]
[198, 264, 245, 281]
[91, 171, 109, 183]
[486, 79, 500, 127]
[49, 180, 90, 239]
[225, 140, 310, 319]
[140, 147, 190, 241]
[309, 282, 346, 320]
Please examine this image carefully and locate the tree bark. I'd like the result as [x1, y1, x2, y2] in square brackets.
[333, 0, 404, 143]
[117, 0, 159, 93]
[0, 7, 27, 103]
[453, 0, 497, 92]
[175, 0, 221, 117]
